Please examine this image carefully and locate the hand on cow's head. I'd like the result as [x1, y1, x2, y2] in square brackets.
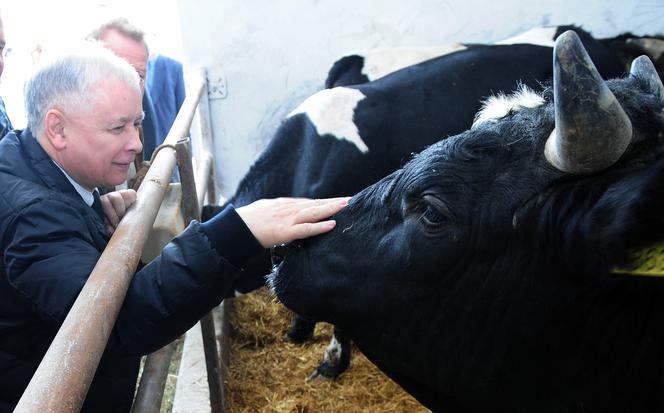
[236, 196, 351, 248]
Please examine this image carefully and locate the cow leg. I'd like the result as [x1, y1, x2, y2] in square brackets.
[308, 326, 352, 380]
[285, 312, 315, 343]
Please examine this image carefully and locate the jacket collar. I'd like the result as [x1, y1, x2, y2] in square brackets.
[18, 129, 80, 199]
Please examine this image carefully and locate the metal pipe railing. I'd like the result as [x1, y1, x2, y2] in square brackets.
[195, 152, 214, 208]
[176, 141, 225, 413]
[130, 340, 180, 413]
[14, 77, 206, 413]
[131, 149, 216, 413]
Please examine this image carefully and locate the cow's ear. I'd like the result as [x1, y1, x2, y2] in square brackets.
[588, 165, 664, 268]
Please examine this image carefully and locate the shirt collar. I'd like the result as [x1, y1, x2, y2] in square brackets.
[51, 160, 97, 206]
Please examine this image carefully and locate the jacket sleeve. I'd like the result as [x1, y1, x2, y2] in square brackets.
[109, 206, 264, 355]
[4, 199, 263, 356]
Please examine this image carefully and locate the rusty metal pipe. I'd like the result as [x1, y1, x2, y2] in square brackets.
[14, 77, 206, 413]
[130, 340, 179, 413]
[176, 141, 224, 413]
[195, 152, 213, 208]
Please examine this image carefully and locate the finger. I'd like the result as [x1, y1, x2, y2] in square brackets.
[109, 194, 127, 218]
[290, 220, 337, 240]
[294, 197, 350, 224]
[118, 189, 137, 207]
[100, 196, 120, 228]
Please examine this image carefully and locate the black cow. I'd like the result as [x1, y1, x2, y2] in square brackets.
[271, 31, 664, 412]
[205, 25, 659, 380]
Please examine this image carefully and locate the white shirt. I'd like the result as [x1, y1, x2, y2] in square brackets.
[51, 160, 98, 206]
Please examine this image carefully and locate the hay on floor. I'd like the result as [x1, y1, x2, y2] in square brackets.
[225, 287, 431, 413]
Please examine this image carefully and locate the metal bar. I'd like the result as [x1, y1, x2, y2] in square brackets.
[14, 77, 206, 413]
[176, 141, 224, 413]
[176, 141, 201, 222]
[130, 340, 179, 413]
[195, 152, 213, 208]
[196, 68, 217, 201]
[201, 313, 224, 413]
[207, 167, 218, 206]
[214, 298, 231, 413]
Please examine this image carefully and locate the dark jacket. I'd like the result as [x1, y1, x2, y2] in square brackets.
[0, 97, 12, 140]
[0, 130, 263, 411]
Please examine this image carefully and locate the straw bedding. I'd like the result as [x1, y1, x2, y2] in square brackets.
[225, 287, 431, 413]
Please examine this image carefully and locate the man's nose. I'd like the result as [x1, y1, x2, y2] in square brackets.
[129, 126, 144, 153]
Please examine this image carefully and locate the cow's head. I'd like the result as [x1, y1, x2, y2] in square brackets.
[270, 31, 664, 411]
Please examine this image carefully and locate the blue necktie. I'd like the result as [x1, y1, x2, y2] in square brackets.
[92, 190, 105, 221]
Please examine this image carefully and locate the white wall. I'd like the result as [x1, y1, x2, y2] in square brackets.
[177, 0, 663, 198]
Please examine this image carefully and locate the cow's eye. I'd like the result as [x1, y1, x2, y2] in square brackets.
[419, 194, 450, 233]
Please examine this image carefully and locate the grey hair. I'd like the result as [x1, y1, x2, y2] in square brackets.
[24, 41, 141, 135]
[87, 17, 149, 54]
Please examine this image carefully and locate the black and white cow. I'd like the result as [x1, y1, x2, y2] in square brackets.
[205, 25, 660, 380]
[325, 26, 664, 88]
[271, 31, 664, 412]
[325, 43, 466, 87]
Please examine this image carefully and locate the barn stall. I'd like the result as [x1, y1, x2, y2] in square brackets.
[169, 1, 663, 412]
[5, 1, 662, 412]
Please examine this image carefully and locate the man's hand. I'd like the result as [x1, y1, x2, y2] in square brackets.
[236, 197, 351, 248]
[100, 189, 137, 234]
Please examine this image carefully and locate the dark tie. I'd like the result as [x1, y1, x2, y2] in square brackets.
[92, 190, 105, 221]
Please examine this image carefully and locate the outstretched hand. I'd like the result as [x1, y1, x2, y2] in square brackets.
[236, 197, 351, 248]
[100, 189, 137, 234]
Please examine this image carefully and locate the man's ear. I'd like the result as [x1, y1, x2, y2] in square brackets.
[43, 109, 67, 150]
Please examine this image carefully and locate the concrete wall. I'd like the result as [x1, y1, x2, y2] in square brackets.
[176, 0, 664, 199]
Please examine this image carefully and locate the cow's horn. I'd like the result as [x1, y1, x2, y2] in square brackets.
[630, 55, 664, 101]
[544, 30, 632, 174]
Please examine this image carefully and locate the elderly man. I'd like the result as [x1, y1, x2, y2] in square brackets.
[88, 18, 158, 160]
[0, 43, 347, 412]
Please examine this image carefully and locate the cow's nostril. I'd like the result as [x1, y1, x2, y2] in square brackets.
[270, 243, 289, 267]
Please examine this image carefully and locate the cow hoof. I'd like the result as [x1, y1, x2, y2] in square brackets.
[307, 335, 351, 381]
[307, 362, 346, 381]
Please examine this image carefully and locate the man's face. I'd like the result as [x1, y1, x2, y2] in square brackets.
[98, 29, 148, 93]
[59, 78, 143, 191]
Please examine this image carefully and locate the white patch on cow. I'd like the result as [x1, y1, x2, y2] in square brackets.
[288, 87, 368, 153]
[472, 85, 545, 128]
[355, 44, 467, 81]
[495, 26, 558, 48]
[323, 336, 342, 364]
